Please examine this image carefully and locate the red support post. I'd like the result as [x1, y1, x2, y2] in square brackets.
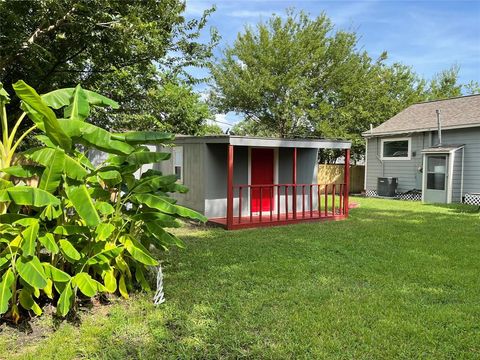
[292, 147, 297, 219]
[343, 149, 351, 217]
[227, 145, 234, 229]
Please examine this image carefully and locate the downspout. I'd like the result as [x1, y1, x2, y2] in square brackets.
[376, 137, 384, 177]
[364, 138, 368, 192]
[461, 147, 465, 202]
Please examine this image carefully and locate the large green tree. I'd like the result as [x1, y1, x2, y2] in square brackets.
[0, 0, 218, 134]
[213, 10, 476, 161]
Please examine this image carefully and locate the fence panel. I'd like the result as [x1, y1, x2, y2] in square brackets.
[318, 164, 365, 194]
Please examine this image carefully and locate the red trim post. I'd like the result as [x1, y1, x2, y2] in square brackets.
[227, 145, 234, 229]
[343, 148, 351, 217]
[292, 147, 297, 219]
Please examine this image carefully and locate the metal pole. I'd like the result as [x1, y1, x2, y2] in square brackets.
[436, 109, 442, 145]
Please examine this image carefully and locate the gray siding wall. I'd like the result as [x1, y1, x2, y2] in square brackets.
[296, 148, 319, 211]
[365, 133, 426, 193]
[158, 143, 206, 214]
[204, 144, 249, 218]
[275, 147, 319, 212]
[438, 127, 480, 196]
[204, 143, 227, 218]
[89, 145, 158, 178]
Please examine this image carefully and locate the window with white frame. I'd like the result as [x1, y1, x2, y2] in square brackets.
[381, 138, 411, 160]
[173, 146, 183, 182]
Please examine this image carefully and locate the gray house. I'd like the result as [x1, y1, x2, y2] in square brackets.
[158, 135, 352, 229]
[363, 94, 480, 204]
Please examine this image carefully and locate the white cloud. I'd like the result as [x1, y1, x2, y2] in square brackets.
[327, 0, 379, 27]
[184, 0, 212, 16]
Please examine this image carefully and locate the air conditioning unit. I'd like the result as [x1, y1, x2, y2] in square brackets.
[377, 177, 398, 197]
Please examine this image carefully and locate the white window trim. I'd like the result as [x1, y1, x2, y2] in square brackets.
[173, 146, 183, 183]
[380, 137, 411, 161]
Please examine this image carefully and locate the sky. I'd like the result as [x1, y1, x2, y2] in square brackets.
[184, 0, 480, 130]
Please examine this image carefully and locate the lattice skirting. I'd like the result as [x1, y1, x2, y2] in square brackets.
[464, 193, 480, 206]
[365, 189, 378, 197]
[397, 192, 422, 201]
[365, 189, 421, 201]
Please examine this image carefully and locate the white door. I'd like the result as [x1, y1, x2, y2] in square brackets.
[423, 155, 448, 203]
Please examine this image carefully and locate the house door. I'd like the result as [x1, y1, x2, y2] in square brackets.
[251, 148, 274, 212]
[423, 155, 448, 203]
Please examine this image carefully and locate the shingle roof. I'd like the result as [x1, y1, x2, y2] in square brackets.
[363, 94, 480, 137]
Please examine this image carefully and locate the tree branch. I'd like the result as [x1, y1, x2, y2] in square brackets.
[23, 5, 77, 49]
[0, 5, 77, 71]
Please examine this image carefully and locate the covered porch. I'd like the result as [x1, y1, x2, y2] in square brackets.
[207, 137, 351, 230]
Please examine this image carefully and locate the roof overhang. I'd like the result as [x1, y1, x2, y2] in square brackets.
[421, 144, 464, 154]
[362, 123, 480, 138]
[173, 135, 351, 150]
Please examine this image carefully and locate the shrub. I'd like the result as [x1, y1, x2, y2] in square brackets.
[0, 81, 206, 322]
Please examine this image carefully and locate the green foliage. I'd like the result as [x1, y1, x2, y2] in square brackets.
[0, 81, 206, 321]
[0, 0, 218, 136]
[113, 81, 216, 136]
[427, 65, 463, 100]
[212, 9, 478, 161]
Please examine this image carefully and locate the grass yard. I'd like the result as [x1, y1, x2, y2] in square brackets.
[1, 197, 479, 359]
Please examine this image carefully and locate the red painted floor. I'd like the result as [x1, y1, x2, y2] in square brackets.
[209, 210, 346, 229]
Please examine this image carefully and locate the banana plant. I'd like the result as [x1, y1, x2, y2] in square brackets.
[0, 81, 206, 322]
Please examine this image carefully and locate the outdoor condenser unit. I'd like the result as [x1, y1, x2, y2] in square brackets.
[377, 177, 398, 197]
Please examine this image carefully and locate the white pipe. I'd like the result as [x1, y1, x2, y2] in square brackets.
[376, 138, 384, 177]
[447, 150, 454, 204]
[436, 109, 442, 145]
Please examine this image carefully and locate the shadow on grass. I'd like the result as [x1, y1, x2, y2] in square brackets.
[423, 202, 480, 214]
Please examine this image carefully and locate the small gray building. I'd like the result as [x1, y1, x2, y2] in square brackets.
[363, 94, 480, 204]
[158, 135, 352, 229]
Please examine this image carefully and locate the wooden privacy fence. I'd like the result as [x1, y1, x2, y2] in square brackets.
[318, 164, 365, 194]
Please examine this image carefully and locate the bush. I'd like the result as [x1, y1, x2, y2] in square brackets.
[0, 81, 206, 322]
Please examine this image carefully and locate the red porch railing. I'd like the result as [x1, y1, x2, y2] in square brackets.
[209, 183, 347, 229]
[218, 145, 351, 230]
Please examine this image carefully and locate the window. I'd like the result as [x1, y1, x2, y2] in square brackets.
[173, 146, 183, 182]
[381, 138, 411, 160]
[426, 156, 446, 190]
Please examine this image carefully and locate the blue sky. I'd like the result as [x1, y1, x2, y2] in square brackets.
[185, 0, 480, 129]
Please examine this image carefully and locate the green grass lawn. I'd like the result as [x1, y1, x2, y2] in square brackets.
[1, 197, 479, 359]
